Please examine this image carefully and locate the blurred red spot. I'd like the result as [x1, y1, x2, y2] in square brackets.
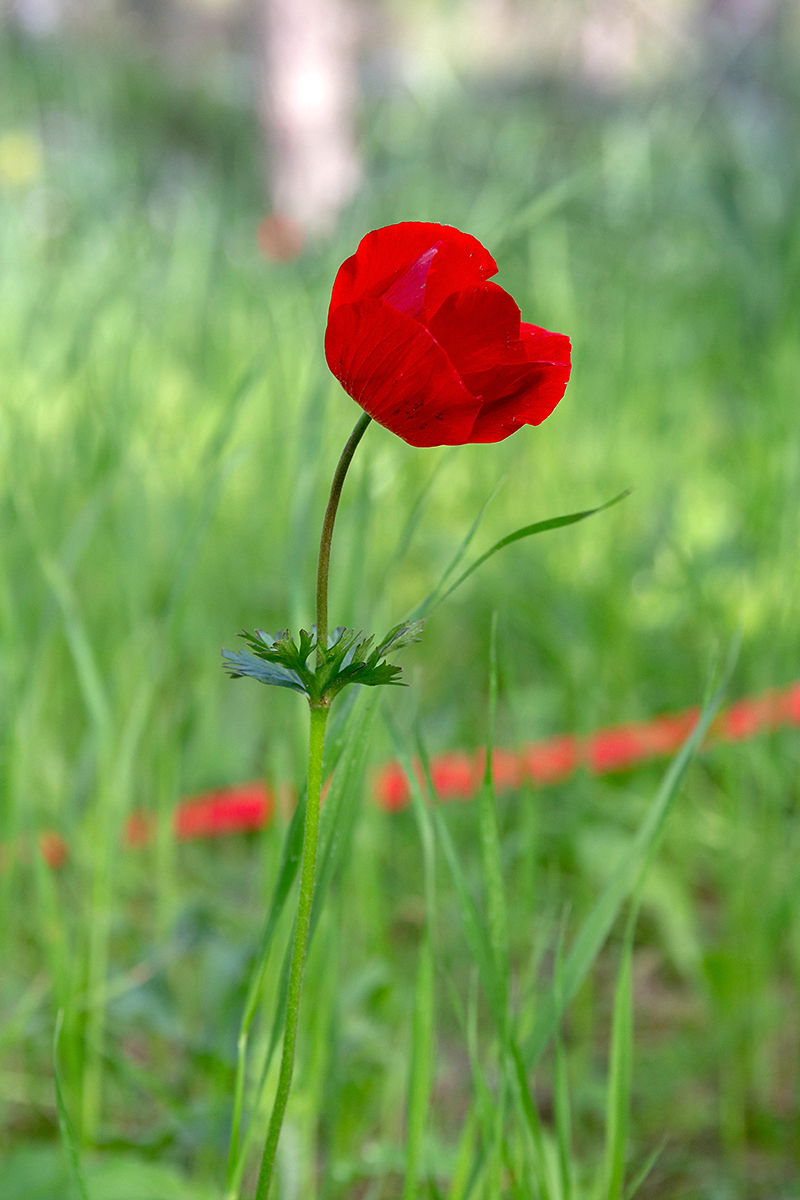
[374, 762, 411, 811]
[126, 811, 155, 846]
[490, 749, 523, 791]
[717, 691, 784, 742]
[430, 751, 481, 800]
[780, 683, 800, 723]
[257, 214, 305, 262]
[521, 736, 579, 784]
[640, 711, 699, 754]
[38, 830, 68, 869]
[174, 784, 273, 840]
[587, 710, 699, 773]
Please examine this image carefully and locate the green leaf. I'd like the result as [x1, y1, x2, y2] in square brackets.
[377, 619, 425, 656]
[409, 478, 506, 621]
[223, 620, 423, 704]
[221, 648, 308, 693]
[426, 490, 631, 615]
[53, 1010, 89, 1200]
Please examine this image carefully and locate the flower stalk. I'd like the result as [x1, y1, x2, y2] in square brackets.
[253, 411, 371, 1199]
[315, 411, 371, 664]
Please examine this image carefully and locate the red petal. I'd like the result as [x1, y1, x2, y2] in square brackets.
[329, 222, 497, 321]
[467, 325, 572, 443]
[426, 282, 522, 377]
[382, 246, 438, 318]
[325, 298, 481, 447]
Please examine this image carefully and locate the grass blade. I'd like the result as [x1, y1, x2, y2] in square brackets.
[405, 721, 550, 1199]
[387, 716, 505, 1030]
[430, 802, 505, 1029]
[601, 906, 637, 1200]
[225, 791, 306, 1190]
[553, 928, 574, 1200]
[624, 1138, 668, 1199]
[402, 929, 435, 1200]
[309, 690, 380, 935]
[54, 1010, 89, 1200]
[402, 699, 439, 1200]
[447, 1106, 479, 1200]
[524, 668, 730, 1071]
[426, 491, 631, 616]
[408, 477, 506, 620]
[477, 613, 510, 1011]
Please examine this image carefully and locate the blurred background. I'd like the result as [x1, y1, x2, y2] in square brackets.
[1, 0, 800, 1197]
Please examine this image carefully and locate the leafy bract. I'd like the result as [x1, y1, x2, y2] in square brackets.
[222, 620, 424, 705]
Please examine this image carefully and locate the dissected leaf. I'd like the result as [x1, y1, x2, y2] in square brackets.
[221, 649, 308, 693]
[223, 619, 423, 704]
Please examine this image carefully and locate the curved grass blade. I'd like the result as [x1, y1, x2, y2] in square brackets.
[624, 1138, 668, 1199]
[427, 490, 631, 616]
[408, 477, 507, 621]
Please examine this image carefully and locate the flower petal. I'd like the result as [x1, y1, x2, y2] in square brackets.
[426, 282, 522, 377]
[325, 298, 482, 447]
[329, 222, 497, 320]
[467, 323, 571, 443]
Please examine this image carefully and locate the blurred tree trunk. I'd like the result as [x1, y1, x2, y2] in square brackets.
[11, 0, 64, 35]
[257, 0, 362, 245]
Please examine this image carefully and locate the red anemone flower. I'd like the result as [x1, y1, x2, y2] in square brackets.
[324, 222, 571, 447]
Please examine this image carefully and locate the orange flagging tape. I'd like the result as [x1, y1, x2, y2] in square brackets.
[18, 682, 800, 869]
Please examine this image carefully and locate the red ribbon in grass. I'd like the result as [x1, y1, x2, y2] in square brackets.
[21, 681, 800, 867]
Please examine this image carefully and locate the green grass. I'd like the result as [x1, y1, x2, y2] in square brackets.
[1, 21, 800, 1200]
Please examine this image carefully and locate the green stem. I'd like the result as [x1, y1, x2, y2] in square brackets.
[252, 410, 371, 1199]
[253, 703, 328, 1200]
[315, 411, 371, 664]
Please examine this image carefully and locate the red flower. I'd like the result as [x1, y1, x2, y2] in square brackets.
[325, 222, 571, 447]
